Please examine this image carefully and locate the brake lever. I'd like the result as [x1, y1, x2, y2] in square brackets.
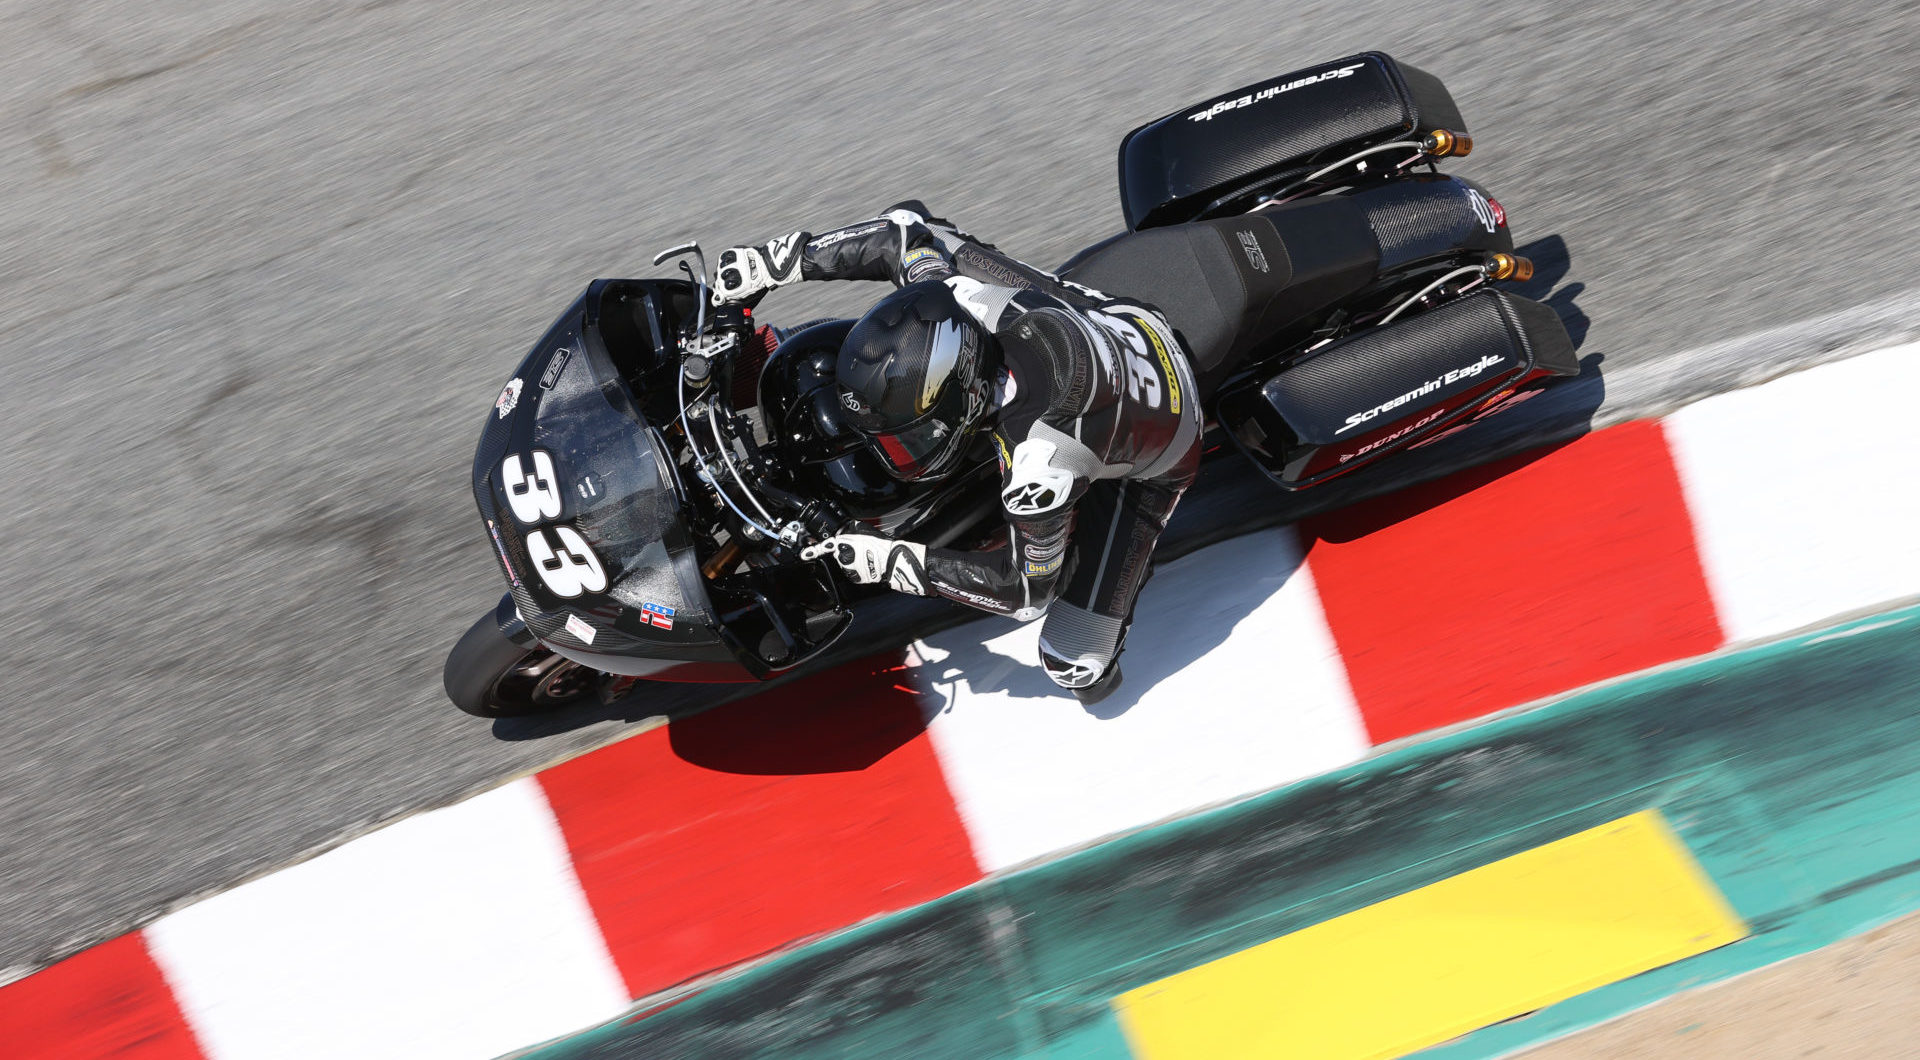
[798, 539, 839, 562]
[652, 241, 711, 336]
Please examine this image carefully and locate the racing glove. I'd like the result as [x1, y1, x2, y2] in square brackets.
[801, 533, 930, 596]
[711, 232, 807, 305]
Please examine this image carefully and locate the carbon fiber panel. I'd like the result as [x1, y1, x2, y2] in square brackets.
[1220, 289, 1573, 488]
[1494, 288, 1582, 376]
[1267, 291, 1525, 444]
[1120, 52, 1464, 229]
[1350, 175, 1513, 271]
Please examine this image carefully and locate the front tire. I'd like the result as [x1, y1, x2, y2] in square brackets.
[443, 612, 599, 718]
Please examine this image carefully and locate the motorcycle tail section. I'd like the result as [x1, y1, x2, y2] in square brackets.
[1218, 290, 1579, 489]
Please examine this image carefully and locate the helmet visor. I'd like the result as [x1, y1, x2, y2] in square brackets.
[865, 376, 973, 481]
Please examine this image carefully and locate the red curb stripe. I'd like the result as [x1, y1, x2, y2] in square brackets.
[0, 933, 204, 1060]
[537, 651, 981, 1000]
[1304, 421, 1725, 744]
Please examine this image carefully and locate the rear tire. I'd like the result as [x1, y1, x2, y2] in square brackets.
[443, 613, 599, 718]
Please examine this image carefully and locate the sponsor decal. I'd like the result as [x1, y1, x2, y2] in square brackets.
[901, 246, 946, 282]
[885, 549, 927, 596]
[1043, 655, 1104, 689]
[1466, 188, 1502, 233]
[1004, 480, 1062, 515]
[1023, 557, 1061, 577]
[1339, 407, 1446, 464]
[1236, 229, 1269, 273]
[1186, 63, 1366, 122]
[765, 231, 801, 274]
[564, 613, 597, 645]
[807, 220, 887, 251]
[953, 246, 1036, 292]
[485, 519, 520, 587]
[841, 388, 867, 414]
[640, 601, 675, 630]
[1334, 353, 1507, 434]
[539, 347, 571, 389]
[942, 585, 1008, 612]
[494, 377, 523, 418]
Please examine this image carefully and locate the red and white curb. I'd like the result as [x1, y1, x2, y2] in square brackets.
[6, 343, 1917, 1059]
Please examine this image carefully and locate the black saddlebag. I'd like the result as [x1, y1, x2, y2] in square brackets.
[1218, 289, 1579, 489]
[1120, 52, 1466, 230]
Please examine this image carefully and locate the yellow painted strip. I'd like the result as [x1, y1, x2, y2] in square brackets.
[1113, 810, 1747, 1060]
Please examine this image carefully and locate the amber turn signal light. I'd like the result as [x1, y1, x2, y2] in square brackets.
[1424, 129, 1474, 158]
[1488, 253, 1534, 282]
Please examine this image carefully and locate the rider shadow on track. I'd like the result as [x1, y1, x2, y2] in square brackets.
[911, 528, 1310, 722]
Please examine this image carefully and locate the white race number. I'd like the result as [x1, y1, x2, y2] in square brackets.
[501, 451, 562, 525]
[1116, 329, 1162, 409]
[525, 525, 607, 597]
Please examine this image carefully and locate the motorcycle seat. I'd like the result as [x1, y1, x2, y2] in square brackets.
[1060, 197, 1380, 397]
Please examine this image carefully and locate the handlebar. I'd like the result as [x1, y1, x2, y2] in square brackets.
[652, 240, 832, 557]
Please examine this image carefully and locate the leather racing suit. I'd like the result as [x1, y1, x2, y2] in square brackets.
[783, 202, 1202, 691]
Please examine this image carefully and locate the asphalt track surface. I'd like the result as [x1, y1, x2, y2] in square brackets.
[3, 0, 1919, 978]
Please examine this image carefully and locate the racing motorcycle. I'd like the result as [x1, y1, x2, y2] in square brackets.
[444, 52, 1580, 717]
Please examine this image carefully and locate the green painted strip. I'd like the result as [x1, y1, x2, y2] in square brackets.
[524, 605, 1920, 1060]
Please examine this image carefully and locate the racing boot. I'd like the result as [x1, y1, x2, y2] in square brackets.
[1070, 661, 1123, 705]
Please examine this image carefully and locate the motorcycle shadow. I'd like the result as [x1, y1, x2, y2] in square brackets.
[1509, 234, 1590, 347]
[491, 649, 939, 774]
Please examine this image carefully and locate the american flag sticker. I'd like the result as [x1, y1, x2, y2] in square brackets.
[641, 602, 675, 629]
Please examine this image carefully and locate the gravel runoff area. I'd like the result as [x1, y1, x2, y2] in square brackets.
[1520, 910, 1920, 1058]
[6, 0, 1920, 981]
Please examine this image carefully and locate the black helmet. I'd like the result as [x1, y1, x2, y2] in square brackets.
[836, 280, 995, 481]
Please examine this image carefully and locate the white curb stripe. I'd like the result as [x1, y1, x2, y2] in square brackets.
[145, 778, 627, 1060]
[919, 528, 1368, 872]
[1666, 343, 1920, 643]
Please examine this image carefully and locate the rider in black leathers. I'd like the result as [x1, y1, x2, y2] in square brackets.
[712, 201, 1286, 702]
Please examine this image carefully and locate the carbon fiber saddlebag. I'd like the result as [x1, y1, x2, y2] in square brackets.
[1119, 52, 1465, 230]
[1218, 289, 1579, 489]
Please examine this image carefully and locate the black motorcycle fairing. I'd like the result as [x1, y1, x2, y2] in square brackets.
[1345, 174, 1514, 273]
[1217, 288, 1579, 488]
[471, 281, 749, 679]
[1119, 52, 1466, 230]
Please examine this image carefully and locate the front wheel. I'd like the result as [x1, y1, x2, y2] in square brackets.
[443, 612, 600, 718]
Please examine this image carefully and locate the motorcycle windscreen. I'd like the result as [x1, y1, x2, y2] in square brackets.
[472, 309, 733, 672]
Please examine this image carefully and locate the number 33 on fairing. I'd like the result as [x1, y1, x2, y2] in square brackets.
[501, 451, 607, 598]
